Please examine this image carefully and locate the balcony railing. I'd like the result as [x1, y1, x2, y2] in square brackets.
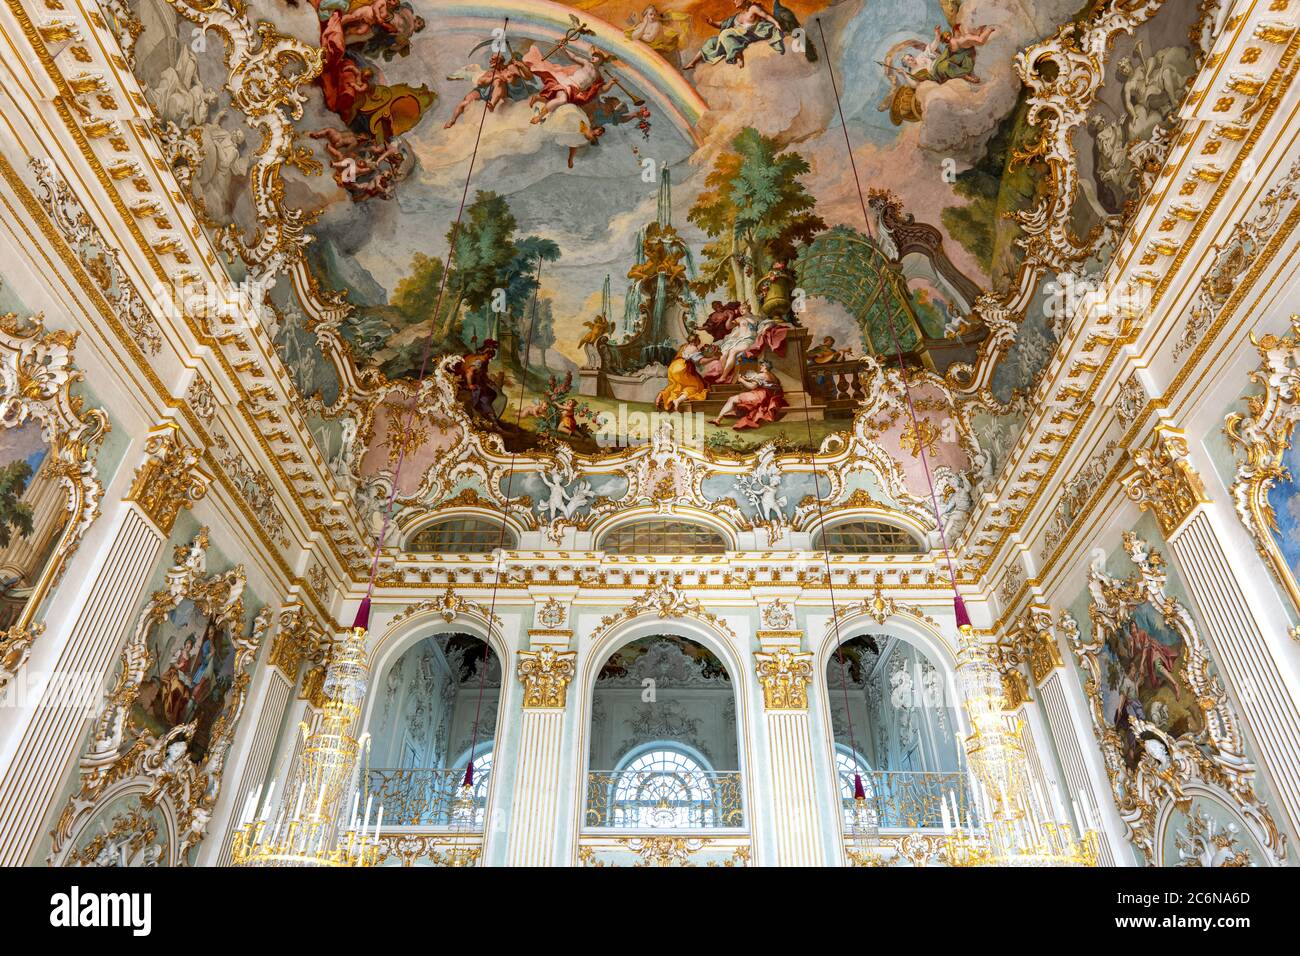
[367, 768, 490, 828]
[585, 770, 744, 830]
[839, 770, 973, 830]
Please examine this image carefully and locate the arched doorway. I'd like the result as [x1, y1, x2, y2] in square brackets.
[826, 633, 965, 830]
[366, 632, 501, 828]
[585, 635, 743, 830]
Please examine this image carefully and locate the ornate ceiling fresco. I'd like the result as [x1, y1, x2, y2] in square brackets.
[109, 0, 1219, 547]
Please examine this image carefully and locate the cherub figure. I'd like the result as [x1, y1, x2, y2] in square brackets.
[444, 52, 536, 128]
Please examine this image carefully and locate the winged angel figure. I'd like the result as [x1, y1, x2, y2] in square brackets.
[877, 0, 995, 125]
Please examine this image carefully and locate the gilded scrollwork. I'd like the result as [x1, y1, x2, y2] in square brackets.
[49, 529, 266, 864]
[158, 0, 324, 276]
[1014, 604, 1063, 686]
[589, 580, 738, 646]
[1224, 315, 1300, 616]
[27, 158, 163, 355]
[1066, 532, 1284, 863]
[0, 312, 108, 687]
[268, 600, 327, 681]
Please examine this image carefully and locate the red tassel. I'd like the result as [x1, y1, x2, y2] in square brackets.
[953, 594, 971, 630]
[351, 597, 371, 633]
[853, 773, 866, 801]
[463, 763, 474, 788]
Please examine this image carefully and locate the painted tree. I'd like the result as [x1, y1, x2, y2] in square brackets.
[380, 252, 456, 379]
[688, 127, 825, 310]
[435, 192, 560, 351]
[0, 460, 34, 549]
[529, 297, 556, 366]
[379, 192, 559, 378]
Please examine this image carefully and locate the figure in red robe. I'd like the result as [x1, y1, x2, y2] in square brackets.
[709, 360, 788, 429]
[523, 44, 617, 124]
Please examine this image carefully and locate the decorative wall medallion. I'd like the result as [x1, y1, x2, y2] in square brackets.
[390, 585, 502, 630]
[1114, 373, 1148, 429]
[1066, 532, 1284, 863]
[537, 597, 566, 630]
[1172, 806, 1252, 868]
[1225, 315, 1300, 617]
[66, 798, 169, 868]
[761, 599, 795, 631]
[49, 530, 267, 864]
[185, 374, 217, 424]
[0, 313, 107, 686]
[591, 582, 737, 643]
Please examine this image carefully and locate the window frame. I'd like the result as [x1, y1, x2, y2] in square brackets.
[812, 519, 921, 555]
[598, 518, 731, 555]
[406, 516, 518, 553]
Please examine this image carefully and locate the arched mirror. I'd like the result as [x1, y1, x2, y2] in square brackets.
[586, 635, 742, 830]
[366, 633, 502, 829]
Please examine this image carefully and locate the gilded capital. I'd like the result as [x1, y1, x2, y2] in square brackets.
[517, 646, 576, 709]
[126, 423, 211, 534]
[1021, 605, 1063, 685]
[1121, 424, 1208, 537]
[754, 647, 813, 710]
[990, 642, 1031, 710]
[268, 601, 327, 680]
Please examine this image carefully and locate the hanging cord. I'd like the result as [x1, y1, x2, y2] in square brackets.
[794, 374, 866, 800]
[811, 18, 970, 807]
[462, 256, 546, 788]
[354, 20, 511, 619]
[813, 18, 961, 594]
[340, 20, 508, 805]
[811, 16, 967, 598]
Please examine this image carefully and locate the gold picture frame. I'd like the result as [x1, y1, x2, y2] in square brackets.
[0, 312, 108, 684]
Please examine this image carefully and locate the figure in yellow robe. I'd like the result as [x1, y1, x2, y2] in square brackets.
[656, 336, 712, 411]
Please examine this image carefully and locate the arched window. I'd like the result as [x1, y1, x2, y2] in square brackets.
[609, 746, 716, 829]
[599, 519, 729, 555]
[407, 516, 517, 553]
[835, 746, 872, 800]
[450, 747, 494, 827]
[813, 519, 921, 555]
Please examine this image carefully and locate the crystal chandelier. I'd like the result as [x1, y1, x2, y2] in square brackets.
[442, 779, 483, 867]
[230, 603, 384, 867]
[844, 774, 886, 867]
[943, 598, 1100, 867]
